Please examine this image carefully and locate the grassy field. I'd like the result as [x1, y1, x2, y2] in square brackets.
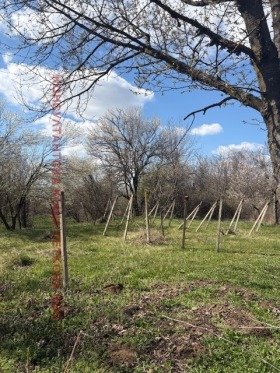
[0, 216, 279, 372]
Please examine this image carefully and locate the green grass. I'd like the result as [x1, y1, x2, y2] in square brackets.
[0, 217, 280, 372]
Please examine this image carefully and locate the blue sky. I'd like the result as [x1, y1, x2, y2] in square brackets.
[142, 87, 266, 155]
[0, 16, 267, 158]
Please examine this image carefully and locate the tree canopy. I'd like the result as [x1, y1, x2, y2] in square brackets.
[1, 0, 280, 196]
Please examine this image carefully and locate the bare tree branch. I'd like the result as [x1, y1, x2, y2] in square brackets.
[151, 0, 254, 58]
[181, 0, 233, 5]
[184, 96, 234, 120]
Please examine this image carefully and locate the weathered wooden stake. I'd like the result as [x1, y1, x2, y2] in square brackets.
[60, 191, 69, 289]
[178, 202, 201, 229]
[103, 198, 111, 219]
[233, 199, 244, 233]
[196, 201, 217, 232]
[226, 199, 244, 235]
[152, 202, 159, 224]
[121, 197, 131, 225]
[215, 199, 223, 253]
[182, 196, 189, 249]
[256, 203, 269, 232]
[103, 196, 118, 236]
[163, 200, 174, 221]
[206, 202, 217, 229]
[123, 195, 133, 241]
[145, 190, 150, 243]
[187, 203, 201, 228]
[249, 201, 269, 236]
[168, 200, 176, 227]
[148, 203, 158, 217]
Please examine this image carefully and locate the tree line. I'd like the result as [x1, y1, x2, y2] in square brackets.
[0, 104, 275, 230]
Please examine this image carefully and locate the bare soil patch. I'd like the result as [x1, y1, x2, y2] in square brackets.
[87, 280, 278, 371]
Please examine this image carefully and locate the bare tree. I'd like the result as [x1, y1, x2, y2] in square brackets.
[0, 102, 51, 230]
[87, 107, 186, 215]
[2, 1, 280, 199]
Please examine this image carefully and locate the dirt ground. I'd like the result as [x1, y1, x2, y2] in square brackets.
[87, 280, 279, 372]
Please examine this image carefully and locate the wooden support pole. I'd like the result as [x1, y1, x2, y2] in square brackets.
[206, 201, 217, 229]
[103, 196, 118, 236]
[148, 203, 158, 217]
[226, 199, 244, 235]
[103, 198, 111, 219]
[249, 201, 269, 236]
[182, 196, 189, 249]
[178, 202, 201, 229]
[233, 199, 244, 233]
[145, 190, 150, 243]
[60, 191, 69, 289]
[215, 199, 223, 253]
[152, 202, 159, 224]
[168, 200, 176, 227]
[123, 195, 133, 241]
[187, 203, 201, 228]
[163, 200, 174, 221]
[121, 197, 131, 225]
[196, 202, 217, 232]
[256, 203, 269, 232]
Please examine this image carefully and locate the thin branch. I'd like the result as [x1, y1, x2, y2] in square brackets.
[183, 96, 234, 120]
[181, 0, 233, 5]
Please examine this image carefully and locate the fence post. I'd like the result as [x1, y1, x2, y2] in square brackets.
[215, 199, 223, 253]
[182, 196, 189, 249]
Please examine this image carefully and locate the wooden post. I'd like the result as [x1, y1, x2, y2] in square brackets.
[206, 201, 217, 229]
[60, 191, 69, 289]
[196, 201, 217, 232]
[233, 199, 244, 233]
[182, 196, 188, 249]
[187, 202, 201, 228]
[148, 203, 158, 217]
[168, 200, 176, 227]
[145, 190, 150, 243]
[178, 202, 200, 229]
[163, 200, 174, 221]
[249, 201, 269, 236]
[215, 199, 223, 253]
[103, 196, 118, 236]
[102, 198, 111, 220]
[152, 202, 159, 224]
[121, 197, 131, 225]
[226, 199, 243, 234]
[123, 195, 133, 241]
[256, 203, 269, 232]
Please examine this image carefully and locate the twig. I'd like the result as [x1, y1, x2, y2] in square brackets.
[161, 315, 280, 372]
[63, 330, 83, 373]
[184, 97, 233, 120]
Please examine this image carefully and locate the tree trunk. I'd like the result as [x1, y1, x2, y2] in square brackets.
[274, 190, 279, 225]
[264, 104, 280, 206]
[132, 175, 140, 216]
[0, 210, 12, 230]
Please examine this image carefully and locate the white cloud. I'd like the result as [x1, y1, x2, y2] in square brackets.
[213, 142, 265, 155]
[0, 62, 154, 120]
[2, 53, 13, 65]
[191, 123, 223, 136]
[0, 61, 153, 159]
